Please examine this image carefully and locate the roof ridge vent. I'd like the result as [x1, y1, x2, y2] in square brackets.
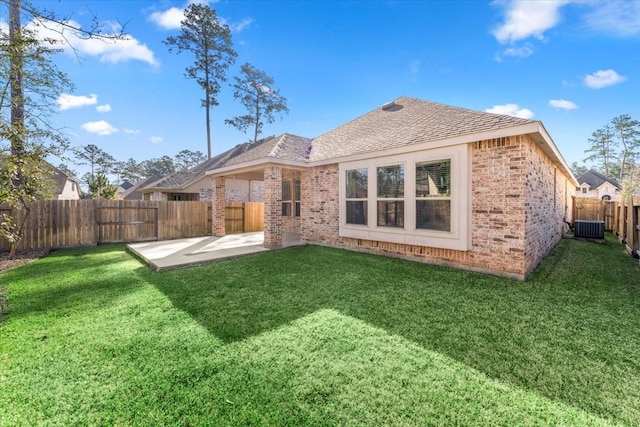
[381, 101, 396, 111]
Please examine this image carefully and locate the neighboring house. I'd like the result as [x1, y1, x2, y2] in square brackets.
[50, 166, 82, 200]
[576, 169, 621, 201]
[138, 143, 264, 202]
[122, 175, 163, 200]
[206, 96, 577, 280]
[116, 180, 134, 199]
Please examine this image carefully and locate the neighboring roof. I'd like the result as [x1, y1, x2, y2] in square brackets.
[123, 175, 163, 200]
[47, 164, 81, 196]
[118, 180, 134, 190]
[142, 143, 257, 191]
[577, 169, 621, 190]
[309, 96, 534, 162]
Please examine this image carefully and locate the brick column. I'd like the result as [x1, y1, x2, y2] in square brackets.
[263, 166, 283, 248]
[212, 176, 226, 237]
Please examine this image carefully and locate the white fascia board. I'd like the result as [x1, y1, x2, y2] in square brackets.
[532, 122, 579, 186]
[205, 159, 308, 177]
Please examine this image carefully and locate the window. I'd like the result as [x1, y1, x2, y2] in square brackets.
[338, 144, 469, 251]
[377, 165, 404, 227]
[582, 187, 587, 194]
[294, 179, 301, 217]
[416, 160, 451, 231]
[282, 181, 292, 216]
[282, 179, 301, 217]
[346, 169, 368, 225]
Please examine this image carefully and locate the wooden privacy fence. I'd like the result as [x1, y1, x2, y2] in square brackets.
[572, 197, 616, 230]
[573, 196, 640, 257]
[1, 200, 264, 252]
[225, 201, 264, 234]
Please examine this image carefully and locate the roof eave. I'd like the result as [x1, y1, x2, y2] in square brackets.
[206, 158, 309, 177]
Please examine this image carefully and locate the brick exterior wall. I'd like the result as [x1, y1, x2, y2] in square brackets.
[213, 176, 226, 236]
[523, 138, 572, 276]
[297, 135, 572, 280]
[263, 166, 283, 248]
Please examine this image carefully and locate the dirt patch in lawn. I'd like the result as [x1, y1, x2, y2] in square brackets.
[0, 249, 49, 274]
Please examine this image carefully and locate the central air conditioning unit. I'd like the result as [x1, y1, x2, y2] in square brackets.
[574, 220, 605, 239]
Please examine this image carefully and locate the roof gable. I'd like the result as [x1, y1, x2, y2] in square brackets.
[577, 170, 621, 190]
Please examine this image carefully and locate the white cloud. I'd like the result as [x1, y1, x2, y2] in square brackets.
[150, 136, 163, 144]
[25, 19, 158, 67]
[56, 93, 97, 111]
[96, 104, 111, 113]
[549, 99, 578, 110]
[495, 42, 535, 61]
[582, 1, 640, 36]
[485, 104, 534, 119]
[124, 128, 141, 135]
[584, 69, 627, 89]
[230, 18, 254, 33]
[82, 120, 118, 136]
[492, 0, 569, 44]
[149, 4, 252, 33]
[149, 7, 185, 30]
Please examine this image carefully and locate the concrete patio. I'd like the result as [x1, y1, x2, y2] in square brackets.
[127, 232, 269, 271]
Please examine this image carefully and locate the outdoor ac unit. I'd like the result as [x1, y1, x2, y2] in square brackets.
[574, 220, 605, 239]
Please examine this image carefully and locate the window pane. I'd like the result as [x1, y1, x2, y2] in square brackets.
[377, 201, 404, 227]
[377, 165, 404, 198]
[282, 202, 291, 216]
[282, 181, 291, 201]
[346, 169, 367, 198]
[416, 160, 450, 197]
[417, 200, 451, 231]
[347, 201, 367, 225]
[294, 179, 301, 201]
[295, 201, 301, 217]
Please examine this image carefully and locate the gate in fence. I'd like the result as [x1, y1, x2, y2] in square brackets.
[0, 200, 264, 252]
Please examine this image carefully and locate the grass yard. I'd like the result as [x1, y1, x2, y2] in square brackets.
[1, 235, 639, 426]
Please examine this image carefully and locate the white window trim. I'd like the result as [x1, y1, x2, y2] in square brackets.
[338, 144, 470, 251]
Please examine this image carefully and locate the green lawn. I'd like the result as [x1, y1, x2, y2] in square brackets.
[1, 235, 639, 426]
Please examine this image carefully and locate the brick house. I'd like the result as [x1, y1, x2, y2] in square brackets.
[575, 169, 621, 201]
[139, 143, 263, 202]
[206, 97, 577, 280]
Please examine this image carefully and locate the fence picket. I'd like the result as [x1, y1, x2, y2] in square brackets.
[0, 200, 264, 252]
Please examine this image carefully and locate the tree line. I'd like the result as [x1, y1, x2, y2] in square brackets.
[56, 145, 208, 199]
[572, 114, 640, 195]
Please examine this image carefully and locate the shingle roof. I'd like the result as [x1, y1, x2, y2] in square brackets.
[123, 175, 163, 199]
[144, 143, 256, 190]
[577, 169, 621, 190]
[309, 96, 534, 161]
[222, 133, 312, 167]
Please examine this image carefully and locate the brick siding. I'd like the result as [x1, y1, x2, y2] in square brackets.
[212, 176, 226, 237]
[263, 166, 283, 247]
[297, 135, 572, 280]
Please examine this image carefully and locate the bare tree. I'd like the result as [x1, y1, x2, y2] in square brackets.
[165, 4, 237, 159]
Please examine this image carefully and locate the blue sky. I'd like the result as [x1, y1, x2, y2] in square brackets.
[12, 0, 640, 177]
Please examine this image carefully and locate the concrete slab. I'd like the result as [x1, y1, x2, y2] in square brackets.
[127, 232, 270, 271]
